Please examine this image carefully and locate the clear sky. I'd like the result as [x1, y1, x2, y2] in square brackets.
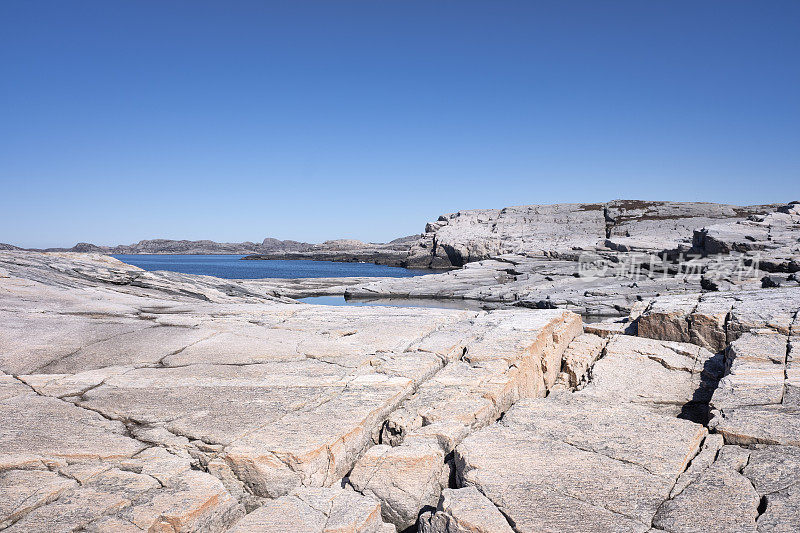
[1, 1, 798, 248]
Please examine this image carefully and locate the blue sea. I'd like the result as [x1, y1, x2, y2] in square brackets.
[111, 254, 481, 310]
[112, 254, 429, 280]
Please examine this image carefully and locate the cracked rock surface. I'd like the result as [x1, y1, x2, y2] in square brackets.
[0, 251, 581, 532]
[3, 248, 800, 532]
[429, 285, 800, 532]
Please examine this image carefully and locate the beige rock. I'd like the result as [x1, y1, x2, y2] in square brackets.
[0, 470, 77, 529]
[709, 331, 798, 446]
[226, 487, 395, 533]
[652, 456, 760, 533]
[670, 434, 725, 498]
[6, 247, 800, 531]
[114, 470, 244, 533]
[419, 486, 515, 533]
[635, 294, 699, 345]
[456, 395, 707, 531]
[583, 318, 635, 338]
[636, 288, 800, 349]
[710, 405, 800, 446]
[0, 392, 146, 463]
[554, 332, 607, 389]
[349, 441, 448, 530]
[580, 335, 722, 421]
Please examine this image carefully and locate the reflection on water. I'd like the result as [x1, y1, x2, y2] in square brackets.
[297, 295, 490, 311]
[298, 295, 629, 322]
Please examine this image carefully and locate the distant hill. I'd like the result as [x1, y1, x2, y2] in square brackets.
[8, 236, 422, 267]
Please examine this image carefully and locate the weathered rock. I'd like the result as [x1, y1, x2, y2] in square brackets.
[757, 484, 800, 533]
[743, 445, 800, 533]
[379, 310, 582, 446]
[407, 201, 776, 269]
[350, 310, 582, 529]
[669, 433, 725, 498]
[710, 405, 800, 446]
[4, 467, 244, 533]
[0, 388, 147, 464]
[636, 287, 800, 350]
[550, 332, 607, 390]
[348, 441, 448, 530]
[711, 333, 787, 409]
[651, 443, 800, 533]
[5, 236, 800, 532]
[652, 446, 760, 533]
[580, 335, 722, 421]
[0, 251, 588, 531]
[636, 294, 700, 346]
[708, 329, 799, 447]
[455, 394, 707, 532]
[419, 486, 515, 533]
[0, 470, 77, 529]
[337, 203, 798, 323]
[693, 206, 800, 258]
[583, 317, 636, 338]
[225, 487, 395, 533]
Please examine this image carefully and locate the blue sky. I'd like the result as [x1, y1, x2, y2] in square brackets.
[1, 1, 798, 248]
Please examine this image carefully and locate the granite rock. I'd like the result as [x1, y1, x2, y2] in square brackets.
[4, 243, 800, 531]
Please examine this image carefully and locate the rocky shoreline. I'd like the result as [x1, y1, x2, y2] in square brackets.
[1, 199, 799, 532]
[270, 200, 799, 318]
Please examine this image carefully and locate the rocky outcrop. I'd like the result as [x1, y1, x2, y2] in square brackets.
[345, 202, 799, 317]
[243, 236, 418, 267]
[693, 201, 800, 256]
[454, 389, 709, 531]
[225, 487, 396, 532]
[12, 200, 785, 274]
[406, 200, 779, 269]
[419, 486, 515, 533]
[347, 310, 582, 529]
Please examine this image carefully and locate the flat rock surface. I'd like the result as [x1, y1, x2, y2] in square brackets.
[0, 251, 581, 532]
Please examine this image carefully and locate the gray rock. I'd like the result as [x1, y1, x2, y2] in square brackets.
[652, 451, 760, 533]
[407, 200, 777, 269]
[5, 235, 800, 532]
[419, 486, 515, 533]
[348, 441, 448, 530]
[455, 394, 707, 532]
[225, 487, 395, 533]
[581, 335, 722, 421]
[551, 332, 608, 390]
[0, 251, 584, 531]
